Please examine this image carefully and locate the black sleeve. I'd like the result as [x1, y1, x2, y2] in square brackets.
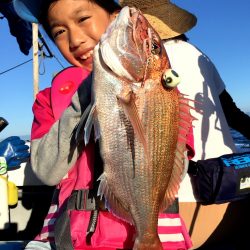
[77, 73, 92, 113]
[219, 89, 250, 140]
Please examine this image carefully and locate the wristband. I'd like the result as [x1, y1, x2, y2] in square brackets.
[0, 157, 7, 175]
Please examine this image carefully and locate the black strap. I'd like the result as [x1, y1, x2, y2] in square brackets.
[187, 160, 198, 175]
[86, 209, 99, 245]
[74, 189, 97, 210]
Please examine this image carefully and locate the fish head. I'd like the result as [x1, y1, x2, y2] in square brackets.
[98, 6, 172, 84]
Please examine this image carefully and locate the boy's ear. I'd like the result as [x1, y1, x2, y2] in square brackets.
[111, 10, 120, 21]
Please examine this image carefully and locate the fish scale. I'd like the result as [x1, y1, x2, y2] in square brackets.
[84, 6, 193, 250]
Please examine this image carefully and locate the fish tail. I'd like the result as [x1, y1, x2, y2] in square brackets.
[133, 235, 163, 250]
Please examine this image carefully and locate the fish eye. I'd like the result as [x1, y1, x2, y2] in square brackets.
[162, 69, 181, 88]
[151, 41, 161, 55]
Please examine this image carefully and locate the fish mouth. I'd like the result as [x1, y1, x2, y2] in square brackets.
[99, 6, 164, 83]
[99, 6, 138, 81]
[114, 6, 131, 27]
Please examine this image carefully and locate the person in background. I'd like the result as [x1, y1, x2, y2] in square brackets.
[0, 136, 30, 169]
[14, 0, 193, 249]
[119, 0, 250, 249]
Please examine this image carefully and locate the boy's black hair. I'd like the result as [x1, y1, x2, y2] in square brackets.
[164, 34, 189, 42]
[39, 0, 121, 41]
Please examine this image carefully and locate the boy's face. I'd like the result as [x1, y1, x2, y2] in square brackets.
[47, 0, 117, 71]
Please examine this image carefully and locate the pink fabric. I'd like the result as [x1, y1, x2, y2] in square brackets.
[36, 209, 192, 249]
[31, 87, 53, 140]
[57, 142, 95, 207]
[51, 66, 90, 121]
[70, 211, 135, 249]
[158, 213, 192, 250]
[32, 66, 93, 242]
[31, 66, 90, 140]
[73, 142, 95, 190]
[70, 211, 192, 249]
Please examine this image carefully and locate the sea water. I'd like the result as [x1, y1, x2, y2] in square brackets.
[231, 128, 250, 153]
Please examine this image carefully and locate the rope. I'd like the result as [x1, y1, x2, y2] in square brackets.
[0, 53, 65, 76]
[53, 54, 65, 69]
[0, 58, 33, 75]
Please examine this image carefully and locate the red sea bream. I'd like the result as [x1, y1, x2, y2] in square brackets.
[84, 6, 193, 250]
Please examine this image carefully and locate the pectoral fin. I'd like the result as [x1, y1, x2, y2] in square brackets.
[98, 173, 133, 225]
[83, 104, 99, 145]
[75, 104, 92, 141]
[117, 89, 148, 156]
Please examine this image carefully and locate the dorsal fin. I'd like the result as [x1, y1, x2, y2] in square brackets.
[160, 92, 196, 211]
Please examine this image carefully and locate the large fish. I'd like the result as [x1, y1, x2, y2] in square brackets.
[84, 6, 193, 250]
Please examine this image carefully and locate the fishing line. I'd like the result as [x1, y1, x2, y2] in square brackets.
[0, 53, 65, 76]
[0, 58, 33, 75]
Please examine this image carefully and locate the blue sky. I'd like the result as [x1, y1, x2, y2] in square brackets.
[1, 0, 250, 140]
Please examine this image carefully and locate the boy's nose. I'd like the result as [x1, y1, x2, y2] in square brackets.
[69, 28, 86, 49]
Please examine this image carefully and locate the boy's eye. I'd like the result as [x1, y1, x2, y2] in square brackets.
[53, 29, 65, 39]
[79, 16, 90, 23]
